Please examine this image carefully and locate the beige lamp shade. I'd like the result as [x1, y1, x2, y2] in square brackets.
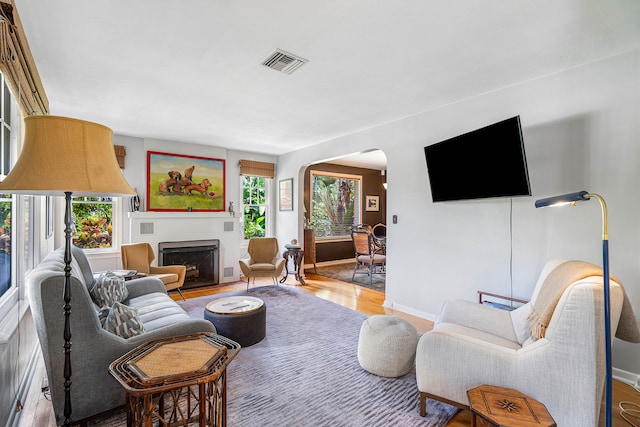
[0, 115, 135, 196]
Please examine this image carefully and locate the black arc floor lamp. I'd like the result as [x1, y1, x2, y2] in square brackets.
[0, 115, 135, 426]
[535, 190, 613, 427]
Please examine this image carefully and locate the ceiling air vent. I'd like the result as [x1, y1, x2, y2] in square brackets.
[261, 49, 308, 75]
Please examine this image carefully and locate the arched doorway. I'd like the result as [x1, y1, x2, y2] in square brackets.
[300, 149, 387, 293]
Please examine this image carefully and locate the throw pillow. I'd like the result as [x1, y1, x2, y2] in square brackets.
[97, 306, 111, 327]
[103, 301, 144, 338]
[509, 302, 533, 345]
[90, 272, 128, 308]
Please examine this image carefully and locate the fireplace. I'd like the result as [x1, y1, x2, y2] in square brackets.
[158, 239, 219, 289]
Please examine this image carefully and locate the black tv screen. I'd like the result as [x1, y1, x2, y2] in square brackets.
[424, 116, 531, 202]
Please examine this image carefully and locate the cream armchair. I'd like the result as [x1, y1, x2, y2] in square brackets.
[416, 259, 640, 427]
[121, 242, 186, 299]
[239, 237, 285, 291]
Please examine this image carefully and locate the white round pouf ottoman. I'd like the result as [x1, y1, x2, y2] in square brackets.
[357, 315, 418, 377]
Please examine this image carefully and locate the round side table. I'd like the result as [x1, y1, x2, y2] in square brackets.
[204, 296, 266, 347]
[281, 245, 305, 284]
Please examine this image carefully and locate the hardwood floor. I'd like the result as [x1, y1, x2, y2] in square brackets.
[18, 273, 640, 426]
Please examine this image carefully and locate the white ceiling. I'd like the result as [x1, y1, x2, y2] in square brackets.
[317, 149, 388, 170]
[13, 0, 640, 164]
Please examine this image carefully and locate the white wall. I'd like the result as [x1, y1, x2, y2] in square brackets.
[88, 135, 277, 274]
[277, 49, 640, 375]
[128, 212, 241, 283]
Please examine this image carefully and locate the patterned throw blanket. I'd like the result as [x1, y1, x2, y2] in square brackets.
[528, 260, 640, 342]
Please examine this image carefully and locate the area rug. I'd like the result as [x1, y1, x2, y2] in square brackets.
[310, 262, 385, 293]
[90, 285, 456, 426]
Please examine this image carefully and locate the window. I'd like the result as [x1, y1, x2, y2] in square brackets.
[241, 176, 268, 239]
[310, 171, 361, 239]
[22, 195, 34, 271]
[0, 73, 20, 301]
[0, 193, 10, 298]
[71, 196, 115, 249]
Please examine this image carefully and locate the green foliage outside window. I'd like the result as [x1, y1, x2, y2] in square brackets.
[0, 194, 11, 297]
[242, 176, 267, 239]
[72, 197, 113, 249]
[0, 196, 11, 254]
[311, 174, 359, 238]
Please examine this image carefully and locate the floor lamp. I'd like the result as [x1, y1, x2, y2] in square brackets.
[535, 190, 612, 427]
[0, 115, 135, 426]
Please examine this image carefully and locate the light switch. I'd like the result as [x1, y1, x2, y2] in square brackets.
[392, 215, 397, 224]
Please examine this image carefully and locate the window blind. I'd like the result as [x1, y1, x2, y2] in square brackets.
[0, 2, 49, 116]
[239, 160, 275, 178]
[114, 145, 126, 169]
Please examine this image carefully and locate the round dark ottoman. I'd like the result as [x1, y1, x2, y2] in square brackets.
[204, 296, 266, 347]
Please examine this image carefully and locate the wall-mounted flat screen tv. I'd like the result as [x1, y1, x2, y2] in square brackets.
[424, 116, 531, 203]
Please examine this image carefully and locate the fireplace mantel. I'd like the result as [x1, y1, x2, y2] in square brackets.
[128, 212, 241, 283]
[128, 211, 235, 220]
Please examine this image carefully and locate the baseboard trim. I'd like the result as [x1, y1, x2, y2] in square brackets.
[613, 367, 640, 390]
[382, 299, 437, 322]
[305, 259, 353, 269]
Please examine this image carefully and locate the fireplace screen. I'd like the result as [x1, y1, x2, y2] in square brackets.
[158, 240, 219, 289]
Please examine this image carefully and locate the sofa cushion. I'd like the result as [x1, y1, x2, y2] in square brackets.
[71, 246, 97, 291]
[126, 292, 191, 332]
[90, 272, 129, 308]
[434, 322, 522, 350]
[70, 257, 87, 288]
[103, 301, 145, 338]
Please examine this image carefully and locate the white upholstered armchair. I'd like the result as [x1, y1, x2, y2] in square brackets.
[416, 259, 640, 427]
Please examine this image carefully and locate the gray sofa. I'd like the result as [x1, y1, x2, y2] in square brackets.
[27, 246, 215, 426]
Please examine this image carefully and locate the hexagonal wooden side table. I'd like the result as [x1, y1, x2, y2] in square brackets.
[467, 385, 556, 427]
[109, 333, 240, 427]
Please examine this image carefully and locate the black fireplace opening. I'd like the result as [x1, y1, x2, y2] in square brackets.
[158, 239, 219, 289]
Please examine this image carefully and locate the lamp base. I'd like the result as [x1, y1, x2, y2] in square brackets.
[63, 191, 73, 426]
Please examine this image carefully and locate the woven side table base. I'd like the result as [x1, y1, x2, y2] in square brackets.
[357, 315, 418, 377]
[109, 333, 240, 427]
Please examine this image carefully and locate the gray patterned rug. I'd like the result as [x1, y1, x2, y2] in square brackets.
[91, 285, 456, 426]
